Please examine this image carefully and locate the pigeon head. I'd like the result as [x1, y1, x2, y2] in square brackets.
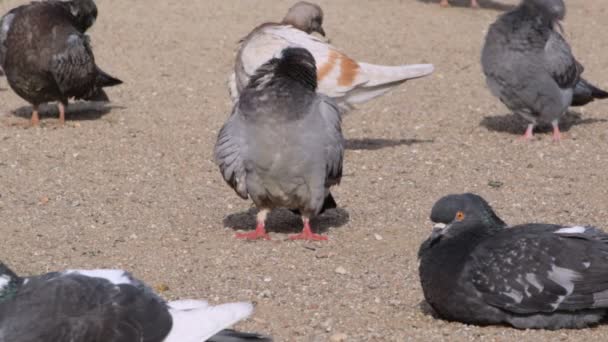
[523, 0, 565, 20]
[0, 262, 21, 302]
[428, 193, 507, 243]
[282, 1, 326, 36]
[64, 0, 98, 31]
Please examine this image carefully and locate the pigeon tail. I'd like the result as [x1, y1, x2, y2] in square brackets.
[571, 78, 608, 107]
[164, 300, 254, 342]
[207, 329, 273, 342]
[95, 67, 123, 88]
[344, 63, 434, 105]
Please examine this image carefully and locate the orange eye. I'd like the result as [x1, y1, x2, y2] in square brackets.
[456, 211, 465, 221]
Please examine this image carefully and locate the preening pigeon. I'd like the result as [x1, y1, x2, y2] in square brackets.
[419, 193, 608, 329]
[439, 0, 479, 8]
[215, 47, 344, 241]
[1, 0, 122, 126]
[481, 0, 608, 141]
[229, 1, 434, 111]
[0, 262, 271, 342]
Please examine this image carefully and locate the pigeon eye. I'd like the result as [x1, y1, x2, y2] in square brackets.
[455, 211, 465, 221]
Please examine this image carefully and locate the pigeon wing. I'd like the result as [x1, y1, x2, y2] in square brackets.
[214, 107, 249, 199]
[467, 225, 608, 314]
[316, 96, 343, 187]
[544, 31, 583, 89]
[50, 33, 97, 96]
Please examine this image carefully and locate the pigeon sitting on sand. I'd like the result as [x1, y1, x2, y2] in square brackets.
[229, 1, 434, 111]
[419, 193, 608, 329]
[0, 262, 271, 341]
[1, 0, 122, 126]
[481, 0, 608, 141]
[215, 47, 343, 241]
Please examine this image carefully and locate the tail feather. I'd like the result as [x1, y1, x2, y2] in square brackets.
[207, 329, 273, 342]
[164, 301, 254, 342]
[571, 78, 608, 107]
[343, 63, 434, 105]
[96, 67, 123, 88]
[358, 63, 434, 87]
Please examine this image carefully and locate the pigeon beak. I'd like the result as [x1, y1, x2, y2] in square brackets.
[316, 27, 326, 37]
[555, 21, 564, 35]
[433, 223, 447, 230]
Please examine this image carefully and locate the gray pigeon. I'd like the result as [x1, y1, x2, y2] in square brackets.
[1, 0, 122, 126]
[215, 47, 344, 241]
[0, 262, 272, 342]
[419, 193, 608, 329]
[481, 0, 608, 141]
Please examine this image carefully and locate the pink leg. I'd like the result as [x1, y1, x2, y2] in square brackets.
[519, 124, 535, 141]
[470, 0, 479, 8]
[235, 209, 271, 240]
[551, 120, 562, 142]
[439, 0, 450, 7]
[289, 216, 328, 241]
[31, 105, 40, 126]
[58, 102, 66, 125]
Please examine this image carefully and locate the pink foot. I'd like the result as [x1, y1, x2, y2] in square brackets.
[518, 124, 534, 142]
[235, 223, 271, 240]
[289, 222, 328, 241]
[439, 0, 450, 7]
[470, 0, 479, 8]
[552, 121, 562, 142]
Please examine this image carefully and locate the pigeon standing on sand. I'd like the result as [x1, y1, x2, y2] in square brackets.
[229, 1, 434, 111]
[419, 193, 608, 329]
[439, 0, 479, 8]
[0, 262, 271, 342]
[1, 0, 122, 126]
[216, 47, 344, 241]
[481, 0, 608, 141]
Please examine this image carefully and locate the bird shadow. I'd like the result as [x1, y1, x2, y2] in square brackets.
[10, 101, 124, 122]
[223, 207, 350, 235]
[480, 111, 607, 135]
[346, 138, 433, 151]
[418, 0, 515, 11]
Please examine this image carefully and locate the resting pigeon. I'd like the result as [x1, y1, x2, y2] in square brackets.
[229, 1, 434, 111]
[481, 0, 608, 141]
[1, 0, 122, 126]
[215, 47, 343, 241]
[0, 262, 271, 342]
[439, 0, 479, 8]
[419, 193, 608, 329]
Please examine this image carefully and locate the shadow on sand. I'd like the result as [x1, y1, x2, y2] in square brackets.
[223, 207, 350, 235]
[480, 111, 607, 136]
[418, 0, 515, 11]
[346, 138, 433, 151]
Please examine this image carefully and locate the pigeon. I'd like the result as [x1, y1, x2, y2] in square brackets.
[215, 47, 344, 241]
[229, 2, 434, 111]
[439, 0, 479, 8]
[0, 262, 272, 342]
[481, 0, 608, 141]
[1, 0, 122, 126]
[419, 193, 608, 329]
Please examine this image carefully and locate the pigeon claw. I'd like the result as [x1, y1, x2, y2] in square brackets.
[289, 223, 328, 241]
[235, 224, 271, 240]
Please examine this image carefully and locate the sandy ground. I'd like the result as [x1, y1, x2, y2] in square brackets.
[1, 0, 608, 340]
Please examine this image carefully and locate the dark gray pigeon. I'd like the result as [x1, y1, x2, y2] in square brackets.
[419, 193, 608, 329]
[481, 0, 608, 141]
[1, 0, 122, 126]
[0, 262, 272, 342]
[215, 47, 344, 241]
